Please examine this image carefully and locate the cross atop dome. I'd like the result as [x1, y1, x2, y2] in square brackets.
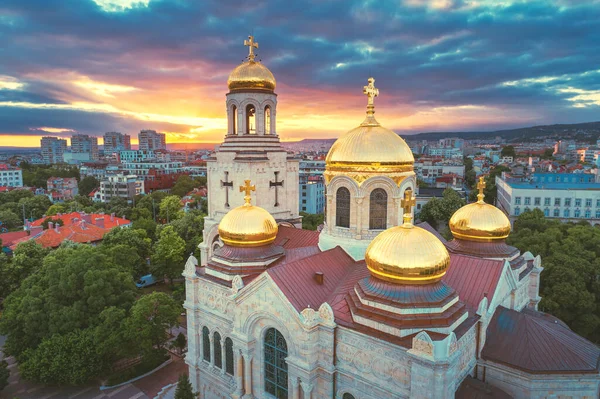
[477, 176, 486, 203]
[240, 179, 256, 206]
[244, 35, 259, 62]
[363, 77, 379, 116]
[401, 189, 416, 227]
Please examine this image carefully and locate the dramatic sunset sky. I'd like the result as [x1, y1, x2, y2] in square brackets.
[0, 0, 599, 147]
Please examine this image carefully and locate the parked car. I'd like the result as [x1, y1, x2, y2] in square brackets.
[135, 274, 162, 288]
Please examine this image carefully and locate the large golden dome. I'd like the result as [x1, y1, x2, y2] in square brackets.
[227, 36, 276, 92]
[449, 177, 511, 242]
[218, 180, 278, 247]
[365, 191, 450, 284]
[325, 78, 414, 186]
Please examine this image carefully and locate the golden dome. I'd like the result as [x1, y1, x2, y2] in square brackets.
[325, 78, 414, 186]
[218, 180, 278, 247]
[449, 177, 511, 242]
[227, 36, 276, 92]
[365, 190, 450, 284]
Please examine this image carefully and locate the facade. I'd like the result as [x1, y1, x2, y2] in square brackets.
[496, 172, 600, 225]
[70, 134, 99, 161]
[0, 164, 23, 187]
[103, 131, 131, 152]
[40, 136, 67, 164]
[121, 160, 184, 177]
[97, 174, 144, 203]
[299, 176, 324, 214]
[119, 150, 156, 163]
[46, 177, 78, 201]
[198, 36, 301, 266]
[63, 151, 91, 164]
[138, 129, 166, 151]
[414, 159, 465, 185]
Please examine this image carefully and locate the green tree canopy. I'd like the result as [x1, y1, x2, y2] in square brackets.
[101, 228, 152, 276]
[151, 225, 186, 283]
[0, 209, 21, 229]
[19, 195, 52, 220]
[171, 175, 197, 198]
[300, 212, 324, 231]
[46, 203, 67, 216]
[174, 373, 195, 399]
[163, 209, 204, 255]
[1, 240, 48, 296]
[0, 360, 9, 392]
[417, 188, 466, 231]
[78, 176, 99, 197]
[500, 145, 516, 158]
[159, 195, 183, 223]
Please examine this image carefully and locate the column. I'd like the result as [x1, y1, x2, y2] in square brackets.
[290, 378, 299, 399]
[243, 355, 253, 398]
[301, 381, 313, 399]
[234, 352, 244, 397]
[209, 334, 214, 367]
[221, 339, 226, 375]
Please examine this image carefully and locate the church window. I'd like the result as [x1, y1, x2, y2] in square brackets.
[246, 104, 256, 134]
[202, 327, 210, 362]
[231, 105, 237, 135]
[336, 187, 351, 228]
[264, 328, 288, 399]
[214, 332, 222, 369]
[342, 394, 356, 399]
[369, 188, 388, 230]
[225, 337, 234, 375]
[265, 106, 271, 135]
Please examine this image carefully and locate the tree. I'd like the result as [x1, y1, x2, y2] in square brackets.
[78, 176, 99, 197]
[468, 165, 511, 204]
[19, 195, 52, 220]
[0, 245, 136, 359]
[159, 195, 183, 223]
[106, 196, 131, 219]
[541, 148, 555, 159]
[164, 210, 205, 255]
[101, 228, 152, 276]
[125, 292, 180, 355]
[171, 175, 197, 198]
[1, 240, 48, 296]
[46, 203, 67, 216]
[151, 226, 186, 283]
[418, 188, 465, 230]
[174, 332, 187, 354]
[0, 360, 9, 392]
[500, 145, 516, 158]
[174, 373, 195, 399]
[300, 212, 324, 231]
[132, 217, 158, 241]
[0, 209, 20, 229]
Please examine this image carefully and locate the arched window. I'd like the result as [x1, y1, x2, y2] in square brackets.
[264, 328, 288, 398]
[231, 105, 237, 135]
[246, 104, 256, 134]
[264, 106, 271, 135]
[202, 327, 210, 362]
[225, 338, 234, 375]
[214, 332, 222, 369]
[369, 188, 388, 230]
[336, 187, 351, 228]
[342, 394, 356, 399]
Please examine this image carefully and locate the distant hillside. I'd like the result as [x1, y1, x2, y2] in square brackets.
[406, 121, 600, 143]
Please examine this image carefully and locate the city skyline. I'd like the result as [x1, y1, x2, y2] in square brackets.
[1, 0, 599, 147]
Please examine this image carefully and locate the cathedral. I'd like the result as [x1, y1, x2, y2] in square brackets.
[183, 36, 600, 399]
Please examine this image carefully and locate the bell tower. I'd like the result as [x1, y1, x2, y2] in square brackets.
[199, 36, 301, 265]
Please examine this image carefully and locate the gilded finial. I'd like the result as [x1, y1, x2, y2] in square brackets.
[240, 179, 256, 206]
[363, 77, 379, 117]
[401, 189, 416, 227]
[244, 35, 259, 62]
[477, 176, 486, 203]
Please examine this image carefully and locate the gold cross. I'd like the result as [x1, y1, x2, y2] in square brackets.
[477, 176, 486, 203]
[401, 189, 416, 225]
[363, 77, 379, 109]
[240, 179, 256, 205]
[244, 35, 259, 61]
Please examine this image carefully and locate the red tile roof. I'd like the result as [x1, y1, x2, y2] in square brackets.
[273, 226, 320, 249]
[30, 211, 130, 229]
[443, 254, 505, 312]
[11, 221, 111, 249]
[0, 230, 29, 247]
[482, 306, 600, 374]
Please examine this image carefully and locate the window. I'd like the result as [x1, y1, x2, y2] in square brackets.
[596, 210, 600, 219]
[264, 328, 288, 399]
[585, 210, 591, 218]
[575, 209, 581, 218]
[544, 198, 551, 206]
[202, 327, 211, 362]
[534, 197, 541, 206]
[586, 199, 592, 207]
[336, 187, 351, 228]
[514, 207, 520, 216]
[544, 208, 549, 217]
[524, 197, 531, 205]
[515, 197, 521, 205]
[214, 332, 222, 369]
[302, 200, 306, 204]
[565, 198, 571, 207]
[554, 198, 561, 206]
[554, 209, 559, 217]
[564, 209, 570, 217]
[225, 338, 234, 375]
[575, 199, 582, 207]
[369, 188, 388, 230]
[597, 199, 600, 208]
[265, 106, 272, 135]
[231, 105, 237, 135]
[343, 394, 356, 399]
[246, 104, 256, 134]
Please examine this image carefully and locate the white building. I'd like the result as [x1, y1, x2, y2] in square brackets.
[496, 172, 600, 225]
[121, 160, 184, 177]
[0, 164, 23, 187]
[138, 129, 166, 151]
[96, 174, 144, 203]
[119, 150, 156, 163]
[414, 160, 465, 184]
[40, 136, 67, 164]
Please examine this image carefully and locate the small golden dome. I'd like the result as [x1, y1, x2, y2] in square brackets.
[449, 177, 511, 242]
[218, 180, 278, 247]
[227, 36, 275, 92]
[325, 78, 414, 186]
[365, 190, 450, 284]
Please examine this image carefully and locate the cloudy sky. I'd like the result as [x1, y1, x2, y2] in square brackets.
[1, 0, 599, 147]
